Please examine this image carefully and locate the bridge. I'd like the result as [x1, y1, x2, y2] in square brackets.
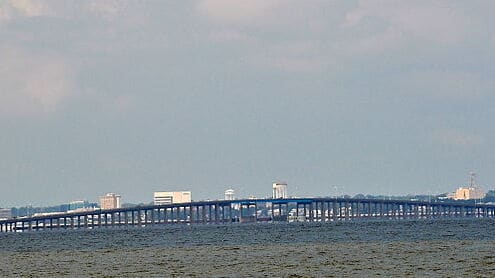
[1, 197, 494, 232]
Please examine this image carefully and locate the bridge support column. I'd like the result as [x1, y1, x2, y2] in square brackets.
[309, 202, 314, 222]
[330, 202, 335, 221]
[345, 201, 350, 220]
[295, 203, 299, 221]
[201, 205, 206, 224]
[303, 203, 307, 221]
[323, 202, 328, 222]
[207, 205, 212, 224]
[320, 201, 328, 222]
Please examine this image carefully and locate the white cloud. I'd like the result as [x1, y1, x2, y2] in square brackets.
[0, 0, 142, 25]
[0, 46, 75, 117]
[342, 1, 470, 51]
[340, 26, 405, 55]
[197, 0, 282, 25]
[432, 129, 484, 148]
[0, 0, 52, 25]
[10, 0, 47, 17]
[196, 1, 478, 75]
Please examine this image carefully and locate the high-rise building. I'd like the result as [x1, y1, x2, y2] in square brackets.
[272, 182, 287, 199]
[99, 193, 121, 209]
[0, 208, 11, 220]
[225, 189, 235, 200]
[154, 191, 191, 205]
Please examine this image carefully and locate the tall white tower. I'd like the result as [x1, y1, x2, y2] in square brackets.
[224, 189, 235, 200]
[272, 182, 287, 199]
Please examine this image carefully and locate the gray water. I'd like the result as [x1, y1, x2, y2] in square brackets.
[1, 219, 495, 277]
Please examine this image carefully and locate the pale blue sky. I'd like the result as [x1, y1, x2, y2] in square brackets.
[1, 1, 494, 206]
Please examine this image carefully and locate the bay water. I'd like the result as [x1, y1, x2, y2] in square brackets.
[1, 219, 494, 277]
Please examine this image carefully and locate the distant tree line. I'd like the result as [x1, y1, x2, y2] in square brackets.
[484, 190, 495, 203]
[7, 192, 495, 218]
[353, 190, 495, 204]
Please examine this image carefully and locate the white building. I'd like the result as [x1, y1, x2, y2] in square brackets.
[0, 208, 11, 220]
[154, 191, 191, 205]
[225, 189, 235, 200]
[99, 193, 121, 209]
[272, 182, 288, 199]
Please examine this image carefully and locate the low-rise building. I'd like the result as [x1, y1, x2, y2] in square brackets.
[154, 191, 191, 205]
[453, 187, 485, 200]
[451, 172, 486, 200]
[99, 193, 121, 209]
[225, 189, 235, 200]
[0, 208, 11, 220]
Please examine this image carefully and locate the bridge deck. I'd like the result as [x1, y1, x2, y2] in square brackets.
[1, 197, 493, 232]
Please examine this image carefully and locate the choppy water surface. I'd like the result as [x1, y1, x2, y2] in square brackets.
[1, 219, 495, 277]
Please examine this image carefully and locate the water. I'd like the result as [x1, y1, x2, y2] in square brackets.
[1, 219, 495, 277]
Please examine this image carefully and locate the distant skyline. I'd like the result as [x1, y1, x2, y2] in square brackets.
[1, 1, 495, 207]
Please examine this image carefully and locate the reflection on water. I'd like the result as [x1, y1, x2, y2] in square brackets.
[1, 219, 494, 277]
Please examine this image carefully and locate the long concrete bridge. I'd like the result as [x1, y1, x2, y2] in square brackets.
[1, 197, 494, 232]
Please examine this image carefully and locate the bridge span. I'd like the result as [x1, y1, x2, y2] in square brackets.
[1, 197, 494, 232]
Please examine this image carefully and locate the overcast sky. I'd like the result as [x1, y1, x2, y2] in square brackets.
[1, 0, 495, 206]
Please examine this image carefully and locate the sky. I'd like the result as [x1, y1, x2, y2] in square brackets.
[1, 0, 495, 207]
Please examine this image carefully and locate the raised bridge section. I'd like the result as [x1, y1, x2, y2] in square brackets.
[1, 197, 494, 232]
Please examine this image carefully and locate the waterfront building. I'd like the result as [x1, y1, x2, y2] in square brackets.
[453, 187, 485, 200]
[154, 191, 191, 205]
[0, 208, 11, 220]
[99, 193, 121, 209]
[225, 189, 235, 200]
[452, 172, 486, 200]
[273, 182, 288, 199]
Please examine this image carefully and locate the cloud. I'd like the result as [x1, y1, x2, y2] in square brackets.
[342, 1, 470, 52]
[432, 129, 484, 148]
[0, 0, 142, 25]
[196, 1, 479, 75]
[197, 0, 282, 25]
[339, 26, 405, 55]
[0, 46, 75, 117]
[0, 0, 52, 25]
